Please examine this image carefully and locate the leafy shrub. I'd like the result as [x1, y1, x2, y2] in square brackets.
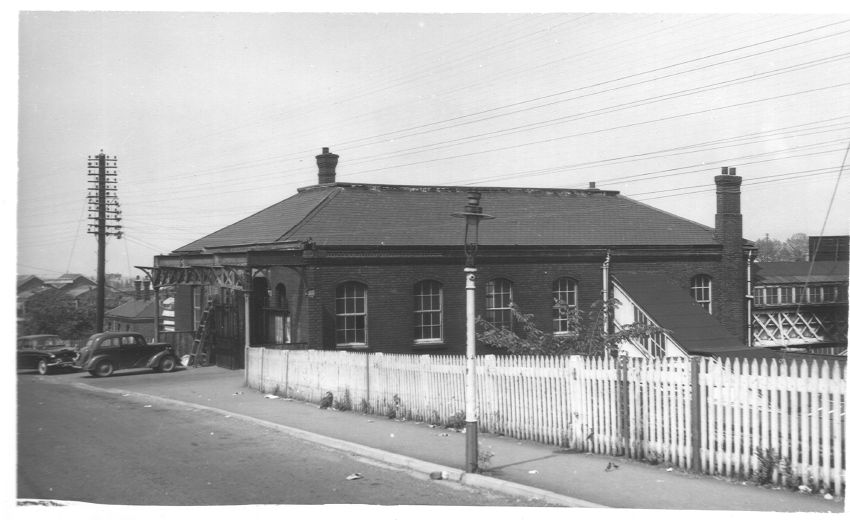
[336, 389, 352, 411]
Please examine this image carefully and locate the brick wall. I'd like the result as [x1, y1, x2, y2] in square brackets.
[301, 254, 738, 355]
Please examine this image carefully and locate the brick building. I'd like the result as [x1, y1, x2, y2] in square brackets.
[146, 149, 753, 369]
[104, 278, 158, 341]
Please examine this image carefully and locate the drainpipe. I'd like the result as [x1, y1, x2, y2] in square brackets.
[602, 250, 611, 335]
[746, 250, 753, 347]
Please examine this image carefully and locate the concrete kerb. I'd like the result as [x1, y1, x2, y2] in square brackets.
[70, 381, 605, 508]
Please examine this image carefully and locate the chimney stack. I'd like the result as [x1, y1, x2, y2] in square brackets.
[143, 279, 151, 301]
[714, 166, 745, 341]
[134, 276, 142, 301]
[316, 147, 339, 184]
[716, 165, 741, 216]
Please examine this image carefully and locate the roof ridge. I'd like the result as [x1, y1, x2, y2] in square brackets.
[276, 187, 342, 242]
[299, 182, 620, 196]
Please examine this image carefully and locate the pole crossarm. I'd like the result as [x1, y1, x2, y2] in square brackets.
[135, 265, 249, 289]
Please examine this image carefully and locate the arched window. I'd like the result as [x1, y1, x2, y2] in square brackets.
[553, 277, 578, 333]
[414, 280, 443, 343]
[485, 278, 514, 331]
[335, 282, 367, 346]
[690, 275, 712, 313]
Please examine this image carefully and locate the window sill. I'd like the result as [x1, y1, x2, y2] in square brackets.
[413, 341, 448, 350]
[553, 331, 578, 337]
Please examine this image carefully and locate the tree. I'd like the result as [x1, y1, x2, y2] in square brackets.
[475, 299, 667, 356]
[755, 232, 808, 262]
[20, 290, 97, 339]
[784, 233, 809, 262]
[754, 234, 784, 261]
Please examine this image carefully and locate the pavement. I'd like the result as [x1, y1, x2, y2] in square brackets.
[59, 365, 844, 512]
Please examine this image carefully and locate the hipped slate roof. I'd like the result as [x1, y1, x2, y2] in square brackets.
[613, 273, 747, 355]
[753, 261, 848, 284]
[175, 183, 718, 253]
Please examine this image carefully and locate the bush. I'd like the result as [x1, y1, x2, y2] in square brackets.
[476, 298, 667, 356]
[336, 389, 352, 411]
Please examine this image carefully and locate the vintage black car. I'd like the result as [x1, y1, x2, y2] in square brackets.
[75, 332, 181, 377]
[17, 334, 79, 375]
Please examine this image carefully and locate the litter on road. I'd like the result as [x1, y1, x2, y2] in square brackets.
[346, 473, 363, 481]
[264, 394, 280, 399]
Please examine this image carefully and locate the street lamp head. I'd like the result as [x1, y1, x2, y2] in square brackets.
[451, 191, 494, 267]
[465, 191, 482, 214]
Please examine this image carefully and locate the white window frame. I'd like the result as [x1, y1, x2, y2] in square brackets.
[690, 275, 712, 313]
[413, 280, 443, 344]
[335, 282, 368, 347]
[552, 277, 578, 334]
[486, 278, 514, 331]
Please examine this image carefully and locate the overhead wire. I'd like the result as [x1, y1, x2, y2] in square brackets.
[123, 20, 850, 185]
[334, 26, 850, 157]
[341, 52, 850, 165]
[337, 82, 850, 179]
[81, 82, 849, 209]
[131, 15, 845, 175]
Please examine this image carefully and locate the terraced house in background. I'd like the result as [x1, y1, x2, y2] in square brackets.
[137, 148, 770, 369]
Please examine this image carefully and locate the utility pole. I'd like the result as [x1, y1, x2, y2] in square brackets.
[87, 151, 122, 333]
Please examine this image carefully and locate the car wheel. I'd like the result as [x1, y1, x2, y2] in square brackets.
[37, 359, 49, 375]
[92, 360, 114, 377]
[158, 356, 176, 373]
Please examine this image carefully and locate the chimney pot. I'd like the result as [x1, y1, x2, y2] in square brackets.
[589, 181, 596, 189]
[143, 279, 151, 301]
[134, 276, 142, 301]
[721, 166, 729, 175]
[729, 167, 736, 176]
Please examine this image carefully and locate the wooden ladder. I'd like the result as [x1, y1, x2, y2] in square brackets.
[188, 298, 214, 367]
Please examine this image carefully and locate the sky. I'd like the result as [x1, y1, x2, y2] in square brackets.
[15, 6, 850, 280]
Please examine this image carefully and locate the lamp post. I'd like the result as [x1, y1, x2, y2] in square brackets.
[452, 191, 493, 473]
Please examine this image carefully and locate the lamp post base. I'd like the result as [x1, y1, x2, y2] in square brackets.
[465, 420, 478, 473]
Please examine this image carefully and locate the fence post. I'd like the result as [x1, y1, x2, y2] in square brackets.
[365, 352, 371, 408]
[617, 355, 630, 455]
[690, 356, 702, 472]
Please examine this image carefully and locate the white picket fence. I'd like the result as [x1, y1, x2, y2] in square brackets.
[245, 347, 845, 494]
[697, 356, 846, 494]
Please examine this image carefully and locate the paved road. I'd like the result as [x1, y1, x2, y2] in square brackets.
[17, 372, 526, 506]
